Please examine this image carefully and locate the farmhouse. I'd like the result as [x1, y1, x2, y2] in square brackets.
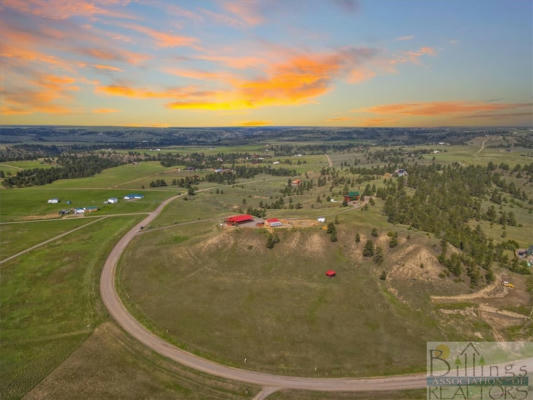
[225, 214, 254, 226]
[47, 198, 60, 204]
[343, 191, 360, 202]
[266, 218, 282, 227]
[85, 206, 99, 213]
[106, 197, 118, 204]
[124, 193, 144, 200]
[74, 208, 85, 214]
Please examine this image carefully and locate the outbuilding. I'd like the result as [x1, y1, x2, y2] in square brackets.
[124, 193, 144, 200]
[48, 198, 60, 204]
[317, 217, 326, 223]
[225, 214, 254, 226]
[106, 197, 118, 204]
[74, 208, 85, 214]
[326, 270, 336, 277]
[266, 218, 282, 227]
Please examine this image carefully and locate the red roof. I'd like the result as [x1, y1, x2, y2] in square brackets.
[225, 214, 254, 223]
[326, 270, 336, 277]
[266, 218, 280, 223]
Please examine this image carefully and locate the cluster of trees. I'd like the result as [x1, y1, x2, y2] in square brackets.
[379, 163, 530, 285]
[149, 179, 168, 187]
[326, 222, 337, 242]
[2, 155, 122, 187]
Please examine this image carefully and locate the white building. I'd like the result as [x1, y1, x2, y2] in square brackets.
[47, 198, 59, 204]
[124, 193, 144, 200]
[273, 161, 280, 165]
[317, 217, 326, 223]
[74, 208, 85, 214]
[106, 197, 118, 204]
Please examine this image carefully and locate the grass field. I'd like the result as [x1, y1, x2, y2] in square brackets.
[0, 218, 89, 259]
[0, 215, 142, 399]
[0, 187, 173, 221]
[44, 161, 171, 189]
[25, 322, 258, 400]
[0, 160, 54, 176]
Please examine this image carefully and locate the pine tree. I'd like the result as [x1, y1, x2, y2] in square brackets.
[363, 240, 374, 257]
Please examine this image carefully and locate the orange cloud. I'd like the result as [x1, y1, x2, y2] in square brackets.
[1, 0, 136, 20]
[361, 101, 531, 116]
[222, 0, 263, 26]
[239, 120, 271, 126]
[168, 52, 353, 110]
[195, 54, 266, 69]
[77, 47, 148, 64]
[92, 64, 122, 71]
[1, 74, 77, 115]
[95, 84, 197, 99]
[92, 108, 119, 113]
[120, 23, 198, 48]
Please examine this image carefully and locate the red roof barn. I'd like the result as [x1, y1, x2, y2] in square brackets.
[325, 270, 336, 277]
[225, 214, 254, 225]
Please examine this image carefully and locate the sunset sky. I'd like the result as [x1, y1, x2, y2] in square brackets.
[1, 0, 531, 127]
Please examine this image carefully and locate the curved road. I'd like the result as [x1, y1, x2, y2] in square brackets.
[100, 194, 532, 393]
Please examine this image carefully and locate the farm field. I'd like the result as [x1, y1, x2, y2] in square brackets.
[0, 215, 142, 399]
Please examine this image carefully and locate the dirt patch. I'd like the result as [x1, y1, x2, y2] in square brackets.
[389, 245, 442, 282]
[439, 307, 478, 318]
[431, 276, 506, 302]
[21, 213, 62, 221]
[303, 232, 328, 257]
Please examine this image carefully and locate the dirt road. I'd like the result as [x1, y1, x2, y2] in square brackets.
[325, 153, 333, 167]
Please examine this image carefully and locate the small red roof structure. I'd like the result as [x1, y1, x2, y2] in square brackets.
[225, 214, 254, 225]
[326, 270, 336, 277]
[265, 217, 282, 227]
